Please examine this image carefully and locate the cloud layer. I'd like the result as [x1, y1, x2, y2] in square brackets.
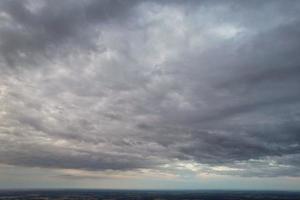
[0, 0, 300, 178]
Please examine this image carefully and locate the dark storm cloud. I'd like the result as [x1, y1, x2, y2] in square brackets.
[0, 0, 300, 178]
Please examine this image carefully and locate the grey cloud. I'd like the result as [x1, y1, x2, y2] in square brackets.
[0, 0, 138, 67]
[0, 0, 300, 178]
[187, 95, 300, 124]
[0, 143, 160, 171]
[216, 21, 300, 89]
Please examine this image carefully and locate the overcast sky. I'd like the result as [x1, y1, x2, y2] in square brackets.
[0, 0, 300, 190]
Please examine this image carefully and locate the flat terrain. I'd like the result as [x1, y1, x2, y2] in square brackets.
[0, 190, 300, 200]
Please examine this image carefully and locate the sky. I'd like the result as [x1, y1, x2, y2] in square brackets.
[0, 0, 300, 190]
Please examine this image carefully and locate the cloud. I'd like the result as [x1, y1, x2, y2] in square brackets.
[0, 0, 138, 67]
[0, 0, 300, 178]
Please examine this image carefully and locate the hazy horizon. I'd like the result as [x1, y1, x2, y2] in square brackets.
[0, 0, 300, 191]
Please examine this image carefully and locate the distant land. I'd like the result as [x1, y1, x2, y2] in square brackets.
[0, 190, 300, 200]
